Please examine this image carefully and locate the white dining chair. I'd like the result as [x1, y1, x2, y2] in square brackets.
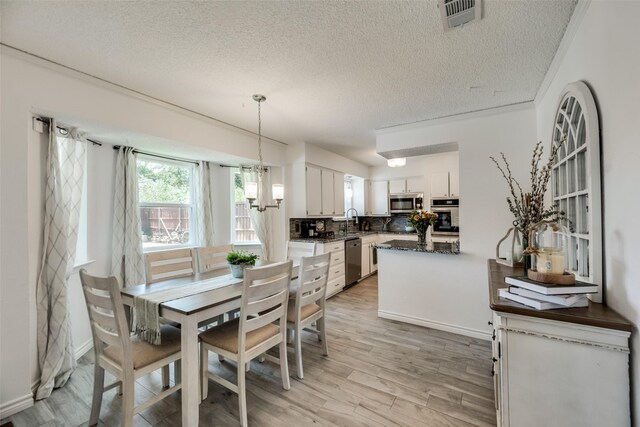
[285, 241, 317, 265]
[286, 252, 331, 379]
[199, 261, 293, 427]
[79, 269, 182, 427]
[145, 248, 196, 284]
[196, 244, 234, 276]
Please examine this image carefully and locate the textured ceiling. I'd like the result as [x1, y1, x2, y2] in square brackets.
[1, 1, 576, 166]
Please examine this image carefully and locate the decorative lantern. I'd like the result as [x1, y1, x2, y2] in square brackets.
[495, 227, 524, 267]
[526, 220, 575, 284]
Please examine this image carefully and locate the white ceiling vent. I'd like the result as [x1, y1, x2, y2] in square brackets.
[438, 0, 482, 31]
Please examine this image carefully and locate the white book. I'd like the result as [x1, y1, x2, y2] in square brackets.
[509, 286, 588, 307]
[498, 289, 589, 311]
[504, 276, 598, 295]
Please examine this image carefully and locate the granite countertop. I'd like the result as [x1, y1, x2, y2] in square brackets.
[289, 230, 415, 243]
[375, 239, 460, 255]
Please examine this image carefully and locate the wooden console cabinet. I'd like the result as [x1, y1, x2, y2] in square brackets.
[487, 260, 631, 427]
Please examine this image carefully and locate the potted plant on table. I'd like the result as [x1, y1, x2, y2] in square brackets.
[226, 250, 259, 278]
[407, 210, 438, 246]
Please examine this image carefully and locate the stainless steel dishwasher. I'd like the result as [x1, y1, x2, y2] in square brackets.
[345, 237, 362, 286]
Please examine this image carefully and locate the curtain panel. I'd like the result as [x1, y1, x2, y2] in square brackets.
[111, 146, 146, 287]
[35, 122, 86, 400]
[195, 160, 216, 247]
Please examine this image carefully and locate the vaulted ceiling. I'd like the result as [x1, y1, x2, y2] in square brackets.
[1, 1, 576, 165]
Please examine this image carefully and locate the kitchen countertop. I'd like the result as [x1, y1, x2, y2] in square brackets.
[289, 230, 414, 243]
[375, 239, 460, 255]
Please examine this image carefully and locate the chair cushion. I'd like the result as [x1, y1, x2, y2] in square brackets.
[103, 324, 181, 370]
[199, 319, 279, 354]
[287, 303, 322, 323]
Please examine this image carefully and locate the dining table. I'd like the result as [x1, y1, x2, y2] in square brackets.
[120, 262, 299, 427]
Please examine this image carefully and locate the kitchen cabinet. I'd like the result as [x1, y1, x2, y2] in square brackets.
[488, 260, 631, 427]
[389, 176, 424, 194]
[369, 180, 389, 215]
[361, 235, 379, 278]
[430, 171, 458, 198]
[305, 165, 344, 216]
[317, 241, 345, 298]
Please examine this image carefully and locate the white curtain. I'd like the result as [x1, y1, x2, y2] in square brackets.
[195, 161, 216, 247]
[35, 122, 86, 400]
[111, 146, 146, 287]
[240, 166, 274, 261]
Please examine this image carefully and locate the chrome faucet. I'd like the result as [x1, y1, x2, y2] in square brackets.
[345, 208, 359, 233]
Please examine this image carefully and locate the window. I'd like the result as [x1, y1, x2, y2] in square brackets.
[137, 157, 195, 250]
[231, 168, 258, 243]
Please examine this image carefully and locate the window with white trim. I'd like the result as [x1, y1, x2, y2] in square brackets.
[137, 157, 195, 250]
[231, 168, 258, 243]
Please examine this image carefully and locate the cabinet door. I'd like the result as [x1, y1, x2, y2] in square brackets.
[333, 172, 345, 216]
[388, 179, 406, 194]
[449, 172, 459, 197]
[430, 172, 450, 198]
[406, 176, 425, 194]
[361, 243, 371, 277]
[370, 181, 389, 215]
[321, 169, 334, 216]
[306, 165, 323, 215]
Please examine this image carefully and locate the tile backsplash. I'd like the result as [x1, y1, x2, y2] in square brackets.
[289, 214, 413, 239]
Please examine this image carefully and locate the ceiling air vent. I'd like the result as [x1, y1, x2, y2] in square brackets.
[438, 0, 482, 31]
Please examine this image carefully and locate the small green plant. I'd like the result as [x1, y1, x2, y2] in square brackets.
[226, 250, 259, 265]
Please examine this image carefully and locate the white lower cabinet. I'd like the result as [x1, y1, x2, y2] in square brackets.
[361, 235, 378, 278]
[491, 311, 631, 427]
[317, 241, 345, 298]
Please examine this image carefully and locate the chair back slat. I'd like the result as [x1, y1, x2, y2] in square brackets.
[196, 244, 233, 274]
[238, 261, 292, 349]
[80, 269, 131, 359]
[294, 253, 331, 318]
[286, 241, 316, 265]
[145, 248, 195, 284]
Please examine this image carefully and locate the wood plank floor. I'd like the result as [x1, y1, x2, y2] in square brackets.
[5, 274, 496, 426]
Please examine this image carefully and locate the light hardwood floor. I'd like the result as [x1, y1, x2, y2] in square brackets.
[5, 274, 496, 426]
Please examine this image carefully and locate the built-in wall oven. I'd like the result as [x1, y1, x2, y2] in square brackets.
[431, 198, 460, 236]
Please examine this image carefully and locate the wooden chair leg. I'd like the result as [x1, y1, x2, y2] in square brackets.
[279, 338, 291, 390]
[162, 365, 170, 388]
[287, 328, 294, 344]
[89, 364, 105, 426]
[174, 359, 182, 384]
[238, 360, 248, 427]
[200, 345, 209, 400]
[294, 326, 304, 379]
[318, 316, 329, 356]
[121, 373, 135, 427]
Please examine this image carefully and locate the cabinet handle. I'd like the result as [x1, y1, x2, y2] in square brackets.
[498, 342, 501, 358]
[491, 366, 495, 377]
[488, 321, 493, 326]
[492, 357, 498, 362]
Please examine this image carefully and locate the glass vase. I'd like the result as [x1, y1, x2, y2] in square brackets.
[416, 225, 428, 247]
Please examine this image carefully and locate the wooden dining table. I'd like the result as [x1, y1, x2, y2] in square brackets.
[120, 263, 298, 427]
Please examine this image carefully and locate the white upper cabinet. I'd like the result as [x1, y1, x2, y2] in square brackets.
[430, 171, 458, 198]
[304, 164, 345, 217]
[389, 176, 425, 194]
[370, 180, 389, 215]
[306, 165, 323, 216]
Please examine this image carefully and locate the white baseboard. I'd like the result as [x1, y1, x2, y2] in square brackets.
[0, 393, 34, 420]
[74, 338, 94, 360]
[378, 310, 491, 341]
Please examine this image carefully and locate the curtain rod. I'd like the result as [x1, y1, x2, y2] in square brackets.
[112, 145, 200, 165]
[35, 117, 103, 146]
[219, 164, 269, 171]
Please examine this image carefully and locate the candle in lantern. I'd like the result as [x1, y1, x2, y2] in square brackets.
[536, 248, 565, 274]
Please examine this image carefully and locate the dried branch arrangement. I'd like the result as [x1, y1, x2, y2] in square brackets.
[490, 138, 565, 239]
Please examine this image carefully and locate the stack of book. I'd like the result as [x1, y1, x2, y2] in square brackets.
[499, 276, 598, 310]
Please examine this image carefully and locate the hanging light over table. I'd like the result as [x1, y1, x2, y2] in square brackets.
[245, 94, 284, 212]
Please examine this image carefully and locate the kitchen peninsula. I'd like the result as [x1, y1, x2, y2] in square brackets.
[376, 238, 488, 339]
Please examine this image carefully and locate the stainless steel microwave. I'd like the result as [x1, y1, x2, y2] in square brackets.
[389, 193, 424, 213]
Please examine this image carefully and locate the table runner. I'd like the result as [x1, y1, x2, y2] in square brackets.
[133, 275, 241, 344]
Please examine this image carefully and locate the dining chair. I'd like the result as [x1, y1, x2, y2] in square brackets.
[79, 269, 182, 427]
[196, 244, 234, 276]
[286, 252, 331, 379]
[199, 261, 293, 427]
[145, 248, 196, 284]
[285, 241, 317, 265]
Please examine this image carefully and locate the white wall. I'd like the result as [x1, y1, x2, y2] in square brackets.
[0, 48, 287, 416]
[374, 105, 538, 337]
[535, 3, 640, 418]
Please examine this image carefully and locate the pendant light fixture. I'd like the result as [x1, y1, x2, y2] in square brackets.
[245, 94, 284, 212]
